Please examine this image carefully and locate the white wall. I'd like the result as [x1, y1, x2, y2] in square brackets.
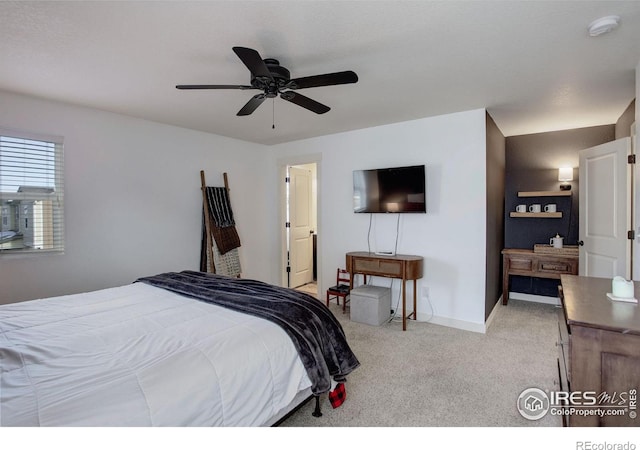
[0, 90, 490, 330]
[0, 91, 270, 304]
[271, 109, 488, 330]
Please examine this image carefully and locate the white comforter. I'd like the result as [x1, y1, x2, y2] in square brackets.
[0, 283, 311, 426]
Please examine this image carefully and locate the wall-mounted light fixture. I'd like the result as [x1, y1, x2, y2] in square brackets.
[558, 167, 573, 191]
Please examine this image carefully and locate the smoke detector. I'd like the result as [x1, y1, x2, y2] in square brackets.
[588, 15, 621, 37]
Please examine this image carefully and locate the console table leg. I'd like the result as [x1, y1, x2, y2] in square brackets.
[402, 281, 407, 331]
[502, 270, 509, 305]
[413, 279, 417, 321]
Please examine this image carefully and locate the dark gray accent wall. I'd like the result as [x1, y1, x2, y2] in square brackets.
[485, 112, 505, 319]
[504, 125, 615, 297]
[616, 99, 636, 139]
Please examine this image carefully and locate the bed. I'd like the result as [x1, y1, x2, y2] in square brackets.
[0, 271, 359, 426]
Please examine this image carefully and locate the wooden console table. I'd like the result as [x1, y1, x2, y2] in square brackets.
[502, 248, 578, 305]
[346, 251, 423, 330]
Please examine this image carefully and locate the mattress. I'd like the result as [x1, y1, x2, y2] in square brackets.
[0, 283, 312, 426]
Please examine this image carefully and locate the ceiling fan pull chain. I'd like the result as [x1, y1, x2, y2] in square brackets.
[272, 98, 276, 129]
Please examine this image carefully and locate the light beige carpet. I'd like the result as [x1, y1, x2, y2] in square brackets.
[280, 298, 562, 427]
[295, 282, 318, 297]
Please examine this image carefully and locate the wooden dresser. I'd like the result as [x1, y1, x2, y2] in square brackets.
[346, 252, 423, 330]
[558, 274, 640, 426]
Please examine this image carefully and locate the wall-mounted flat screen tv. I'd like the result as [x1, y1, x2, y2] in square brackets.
[353, 165, 426, 213]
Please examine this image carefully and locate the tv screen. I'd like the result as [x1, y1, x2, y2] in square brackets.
[353, 165, 426, 213]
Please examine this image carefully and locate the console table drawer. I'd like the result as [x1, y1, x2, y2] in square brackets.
[353, 258, 403, 276]
[539, 260, 574, 274]
[509, 257, 533, 271]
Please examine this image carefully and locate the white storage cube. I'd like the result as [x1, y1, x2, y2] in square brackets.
[350, 285, 391, 326]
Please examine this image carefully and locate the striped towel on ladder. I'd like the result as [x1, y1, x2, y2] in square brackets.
[201, 186, 242, 277]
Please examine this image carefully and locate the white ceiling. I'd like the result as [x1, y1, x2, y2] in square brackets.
[1, 1, 639, 145]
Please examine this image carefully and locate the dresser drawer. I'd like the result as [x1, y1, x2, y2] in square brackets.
[557, 305, 571, 384]
[557, 321, 571, 383]
[556, 358, 570, 427]
[353, 258, 403, 277]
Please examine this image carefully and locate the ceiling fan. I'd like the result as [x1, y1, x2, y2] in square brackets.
[176, 47, 358, 116]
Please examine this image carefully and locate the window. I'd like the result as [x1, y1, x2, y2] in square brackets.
[0, 128, 64, 255]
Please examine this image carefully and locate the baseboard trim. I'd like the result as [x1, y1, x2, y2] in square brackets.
[484, 297, 502, 332]
[416, 311, 486, 334]
[413, 293, 540, 335]
[508, 291, 560, 306]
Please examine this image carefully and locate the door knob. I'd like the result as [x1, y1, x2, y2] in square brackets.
[578, 240, 584, 246]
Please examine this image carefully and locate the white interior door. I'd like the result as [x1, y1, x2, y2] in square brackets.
[579, 137, 631, 278]
[631, 122, 639, 280]
[288, 166, 313, 288]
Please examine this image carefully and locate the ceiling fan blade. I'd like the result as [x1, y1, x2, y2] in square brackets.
[232, 47, 274, 80]
[280, 91, 330, 114]
[288, 71, 358, 90]
[237, 94, 266, 116]
[176, 84, 255, 90]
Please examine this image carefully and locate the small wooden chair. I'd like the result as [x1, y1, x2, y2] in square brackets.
[326, 269, 351, 313]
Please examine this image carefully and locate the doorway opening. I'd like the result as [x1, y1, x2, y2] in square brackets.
[283, 162, 318, 298]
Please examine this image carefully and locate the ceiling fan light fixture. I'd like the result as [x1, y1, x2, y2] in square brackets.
[588, 15, 620, 37]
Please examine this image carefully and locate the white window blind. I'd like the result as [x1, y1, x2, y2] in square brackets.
[0, 128, 64, 255]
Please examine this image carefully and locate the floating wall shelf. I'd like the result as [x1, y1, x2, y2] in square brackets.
[518, 191, 572, 197]
[510, 212, 562, 218]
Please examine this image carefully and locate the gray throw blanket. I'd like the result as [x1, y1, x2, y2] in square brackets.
[136, 271, 360, 395]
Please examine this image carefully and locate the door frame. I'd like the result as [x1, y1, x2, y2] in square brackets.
[287, 165, 314, 288]
[277, 153, 322, 293]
